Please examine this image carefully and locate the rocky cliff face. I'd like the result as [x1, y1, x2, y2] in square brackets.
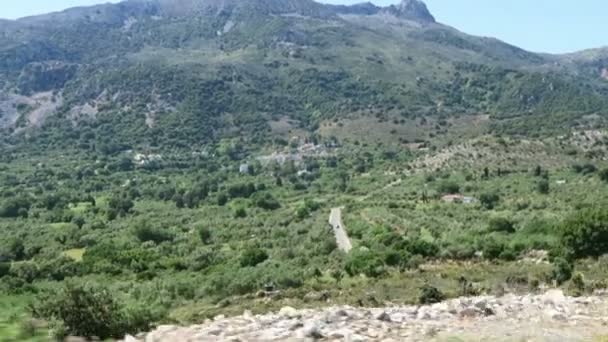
[122, 290, 608, 341]
[384, 0, 436, 22]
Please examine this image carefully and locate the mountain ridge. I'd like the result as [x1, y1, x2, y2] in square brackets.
[0, 0, 607, 151]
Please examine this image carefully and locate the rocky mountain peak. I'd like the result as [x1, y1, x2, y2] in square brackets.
[386, 0, 435, 22]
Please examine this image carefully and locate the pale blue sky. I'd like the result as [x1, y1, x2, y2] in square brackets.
[1, 0, 606, 54]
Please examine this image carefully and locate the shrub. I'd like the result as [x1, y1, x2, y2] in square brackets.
[600, 169, 608, 182]
[255, 193, 281, 210]
[418, 284, 445, 304]
[0, 262, 10, 278]
[537, 179, 550, 194]
[0, 197, 32, 218]
[31, 283, 158, 339]
[551, 257, 573, 285]
[480, 236, 506, 260]
[107, 196, 134, 217]
[197, 226, 212, 244]
[488, 217, 515, 233]
[572, 163, 597, 175]
[217, 193, 228, 206]
[479, 192, 500, 210]
[406, 239, 439, 258]
[569, 272, 586, 296]
[133, 222, 173, 244]
[437, 181, 460, 194]
[560, 208, 608, 258]
[345, 249, 386, 278]
[240, 248, 268, 267]
[234, 207, 247, 218]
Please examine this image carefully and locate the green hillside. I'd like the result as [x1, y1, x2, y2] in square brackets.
[1, 0, 607, 152]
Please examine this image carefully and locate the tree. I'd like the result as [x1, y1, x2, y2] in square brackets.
[418, 284, 445, 304]
[599, 168, 608, 182]
[479, 192, 500, 210]
[345, 249, 385, 278]
[240, 248, 268, 267]
[437, 181, 460, 194]
[255, 193, 281, 210]
[488, 217, 515, 233]
[482, 167, 490, 179]
[31, 283, 157, 339]
[0, 262, 9, 278]
[551, 258, 573, 285]
[0, 197, 32, 218]
[537, 179, 550, 194]
[197, 226, 212, 244]
[234, 207, 247, 218]
[560, 208, 608, 258]
[133, 222, 173, 244]
[108, 196, 134, 217]
[0, 238, 26, 261]
[72, 216, 86, 229]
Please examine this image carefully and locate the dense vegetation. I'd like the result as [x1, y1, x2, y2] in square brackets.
[0, 132, 607, 339]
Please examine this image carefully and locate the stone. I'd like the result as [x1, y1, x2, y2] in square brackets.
[474, 299, 488, 310]
[458, 308, 480, 318]
[279, 306, 300, 318]
[545, 309, 568, 322]
[65, 337, 87, 342]
[124, 335, 139, 342]
[349, 333, 368, 342]
[297, 322, 324, 339]
[376, 311, 392, 322]
[542, 289, 566, 305]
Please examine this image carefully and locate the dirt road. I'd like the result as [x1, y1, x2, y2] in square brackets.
[329, 207, 352, 252]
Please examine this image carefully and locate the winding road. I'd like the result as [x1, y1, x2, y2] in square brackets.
[329, 178, 403, 253]
[329, 207, 353, 252]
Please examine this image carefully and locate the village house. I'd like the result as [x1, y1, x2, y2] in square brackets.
[441, 194, 476, 204]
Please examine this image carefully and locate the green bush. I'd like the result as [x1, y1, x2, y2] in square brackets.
[480, 236, 506, 260]
[133, 222, 173, 244]
[537, 179, 550, 194]
[488, 217, 515, 233]
[31, 283, 158, 339]
[437, 181, 460, 194]
[551, 257, 573, 285]
[197, 226, 212, 244]
[560, 208, 608, 258]
[600, 169, 608, 182]
[255, 193, 281, 210]
[345, 249, 386, 278]
[418, 284, 445, 304]
[240, 248, 268, 267]
[0, 197, 32, 218]
[234, 207, 247, 218]
[0, 262, 10, 278]
[479, 192, 500, 209]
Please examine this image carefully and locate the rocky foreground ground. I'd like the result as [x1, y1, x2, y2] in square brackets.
[123, 290, 608, 342]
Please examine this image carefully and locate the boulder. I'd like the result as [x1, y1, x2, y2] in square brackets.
[297, 322, 324, 339]
[542, 289, 566, 306]
[279, 306, 300, 318]
[376, 311, 392, 322]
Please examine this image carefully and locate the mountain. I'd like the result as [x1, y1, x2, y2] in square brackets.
[0, 0, 607, 152]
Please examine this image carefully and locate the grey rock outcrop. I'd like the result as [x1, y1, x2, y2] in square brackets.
[123, 290, 608, 341]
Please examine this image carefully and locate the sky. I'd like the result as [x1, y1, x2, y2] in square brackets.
[1, 0, 607, 54]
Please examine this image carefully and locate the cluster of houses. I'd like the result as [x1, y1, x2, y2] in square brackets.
[256, 143, 331, 166]
[441, 194, 476, 204]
